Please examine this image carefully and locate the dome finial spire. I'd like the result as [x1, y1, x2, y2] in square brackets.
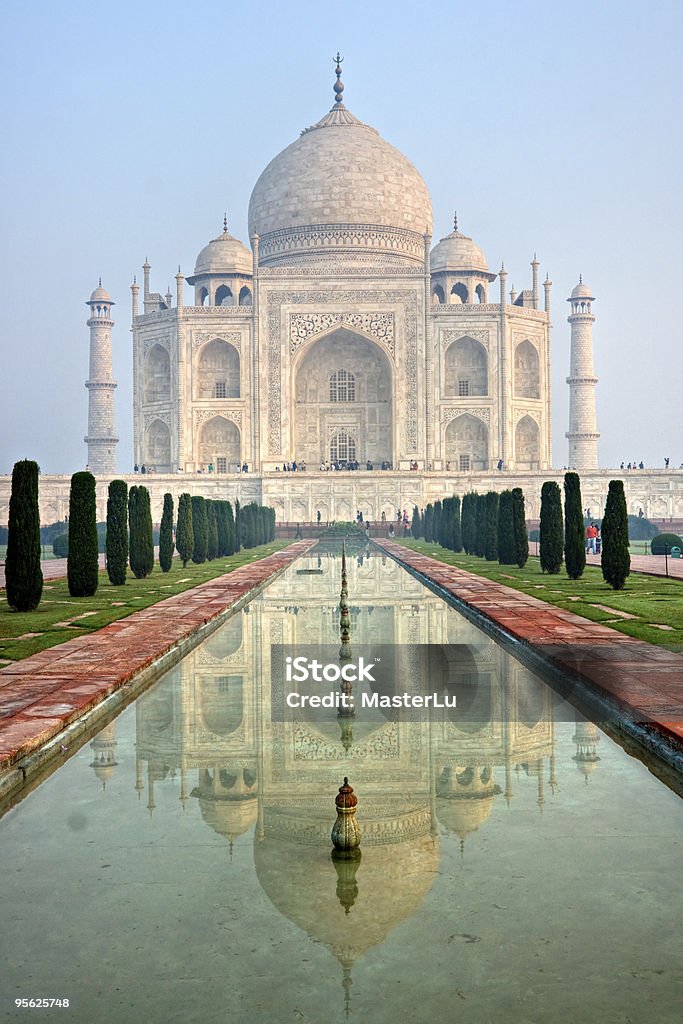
[453, 211, 458, 232]
[333, 52, 344, 105]
[223, 212, 228, 233]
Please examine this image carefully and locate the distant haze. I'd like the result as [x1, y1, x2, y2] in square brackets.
[1, 0, 681, 473]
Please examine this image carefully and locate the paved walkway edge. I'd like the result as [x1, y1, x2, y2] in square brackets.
[375, 540, 683, 786]
[0, 542, 315, 803]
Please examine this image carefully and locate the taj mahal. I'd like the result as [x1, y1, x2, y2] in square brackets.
[4, 59, 681, 526]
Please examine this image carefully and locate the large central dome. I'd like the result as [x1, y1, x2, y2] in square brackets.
[248, 72, 433, 268]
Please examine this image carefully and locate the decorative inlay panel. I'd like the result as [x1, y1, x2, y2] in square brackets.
[193, 409, 243, 428]
[143, 335, 171, 354]
[289, 312, 394, 354]
[441, 328, 490, 348]
[143, 411, 171, 429]
[442, 406, 491, 426]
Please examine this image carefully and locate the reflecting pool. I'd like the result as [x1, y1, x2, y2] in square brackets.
[1, 547, 682, 1023]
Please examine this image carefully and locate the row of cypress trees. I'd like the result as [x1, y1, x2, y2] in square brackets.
[538, 472, 630, 588]
[412, 488, 529, 568]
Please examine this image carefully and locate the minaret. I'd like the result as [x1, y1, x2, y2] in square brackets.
[566, 277, 599, 470]
[85, 282, 118, 473]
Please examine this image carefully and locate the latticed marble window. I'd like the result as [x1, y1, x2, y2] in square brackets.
[216, 457, 227, 473]
[330, 432, 356, 464]
[459, 454, 470, 471]
[214, 380, 227, 399]
[330, 369, 356, 402]
[458, 379, 470, 396]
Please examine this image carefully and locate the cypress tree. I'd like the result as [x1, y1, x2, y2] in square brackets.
[497, 490, 516, 565]
[485, 491, 499, 561]
[215, 501, 227, 557]
[601, 480, 631, 590]
[564, 472, 586, 580]
[461, 493, 475, 554]
[68, 471, 99, 596]
[475, 494, 487, 557]
[452, 496, 462, 553]
[424, 504, 433, 543]
[106, 479, 128, 585]
[433, 500, 443, 546]
[234, 499, 242, 552]
[439, 497, 452, 549]
[512, 488, 529, 568]
[5, 459, 43, 611]
[412, 505, 421, 539]
[176, 493, 194, 567]
[225, 501, 236, 555]
[539, 481, 563, 574]
[191, 496, 208, 563]
[206, 500, 218, 560]
[129, 485, 154, 579]
[159, 493, 174, 572]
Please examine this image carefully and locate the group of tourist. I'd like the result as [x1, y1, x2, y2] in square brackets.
[276, 461, 307, 472]
[585, 522, 601, 554]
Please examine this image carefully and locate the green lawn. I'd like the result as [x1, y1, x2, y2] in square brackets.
[398, 540, 683, 649]
[0, 542, 289, 663]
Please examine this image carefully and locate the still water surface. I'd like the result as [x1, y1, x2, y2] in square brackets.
[1, 548, 682, 1023]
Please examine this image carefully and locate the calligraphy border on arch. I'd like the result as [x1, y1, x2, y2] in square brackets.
[267, 289, 418, 456]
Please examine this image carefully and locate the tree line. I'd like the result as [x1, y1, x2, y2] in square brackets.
[406, 471, 631, 589]
[4, 462, 275, 610]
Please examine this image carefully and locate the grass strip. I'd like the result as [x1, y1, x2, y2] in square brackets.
[0, 542, 290, 663]
[397, 540, 683, 650]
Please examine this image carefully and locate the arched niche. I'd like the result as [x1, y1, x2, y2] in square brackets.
[198, 415, 240, 470]
[145, 418, 171, 471]
[198, 286, 209, 307]
[292, 327, 393, 466]
[144, 344, 171, 403]
[475, 283, 486, 303]
[203, 615, 243, 660]
[432, 284, 445, 305]
[444, 336, 488, 397]
[450, 283, 468, 304]
[444, 413, 488, 471]
[196, 339, 240, 399]
[200, 675, 243, 736]
[515, 415, 540, 470]
[239, 286, 252, 306]
[514, 340, 540, 399]
[215, 285, 233, 306]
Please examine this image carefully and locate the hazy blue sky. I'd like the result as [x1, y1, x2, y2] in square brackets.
[1, 0, 681, 473]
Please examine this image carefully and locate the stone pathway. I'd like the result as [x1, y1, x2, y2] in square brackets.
[0, 542, 313, 777]
[378, 540, 683, 759]
[585, 551, 683, 579]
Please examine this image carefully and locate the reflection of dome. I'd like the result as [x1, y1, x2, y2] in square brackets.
[248, 96, 433, 267]
[197, 796, 258, 842]
[192, 227, 252, 277]
[436, 793, 496, 840]
[254, 832, 439, 963]
[430, 228, 489, 274]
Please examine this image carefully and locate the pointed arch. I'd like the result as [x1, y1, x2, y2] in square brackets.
[238, 285, 252, 306]
[196, 339, 240, 399]
[444, 336, 488, 397]
[198, 415, 240, 470]
[215, 285, 233, 306]
[145, 418, 171, 471]
[450, 283, 468, 304]
[515, 415, 540, 469]
[514, 340, 540, 399]
[144, 344, 171, 402]
[432, 284, 445, 304]
[444, 414, 489, 471]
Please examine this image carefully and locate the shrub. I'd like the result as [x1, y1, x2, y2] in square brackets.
[497, 490, 516, 565]
[176, 493, 194, 567]
[564, 472, 586, 580]
[106, 480, 128, 585]
[67, 471, 99, 597]
[461, 493, 477, 554]
[485, 491, 499, 561]
[650, 533, 683, 555]
[52, 533, 69, 558]
[411, 505, 422, 540]
[628, 514, 659, 541]
[191, 496, 208, 563]
[512, 488, 529, 568]
[539, 481, 563, 574]
[5, 459, 43, 611]
[128, 485, 154, 579]
[602, 480, 631, 589]
[159, 493, 174, 572]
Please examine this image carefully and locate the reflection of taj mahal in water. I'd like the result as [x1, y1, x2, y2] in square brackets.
[91, 552, 600, 1007]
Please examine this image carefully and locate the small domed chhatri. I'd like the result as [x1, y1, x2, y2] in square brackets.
[191, 217, 252, 278]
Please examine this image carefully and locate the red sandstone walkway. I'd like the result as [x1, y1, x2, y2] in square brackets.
[378, 540, 683, 758]
[585, 551, 683, 579]
[0, 542, 313, 779]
